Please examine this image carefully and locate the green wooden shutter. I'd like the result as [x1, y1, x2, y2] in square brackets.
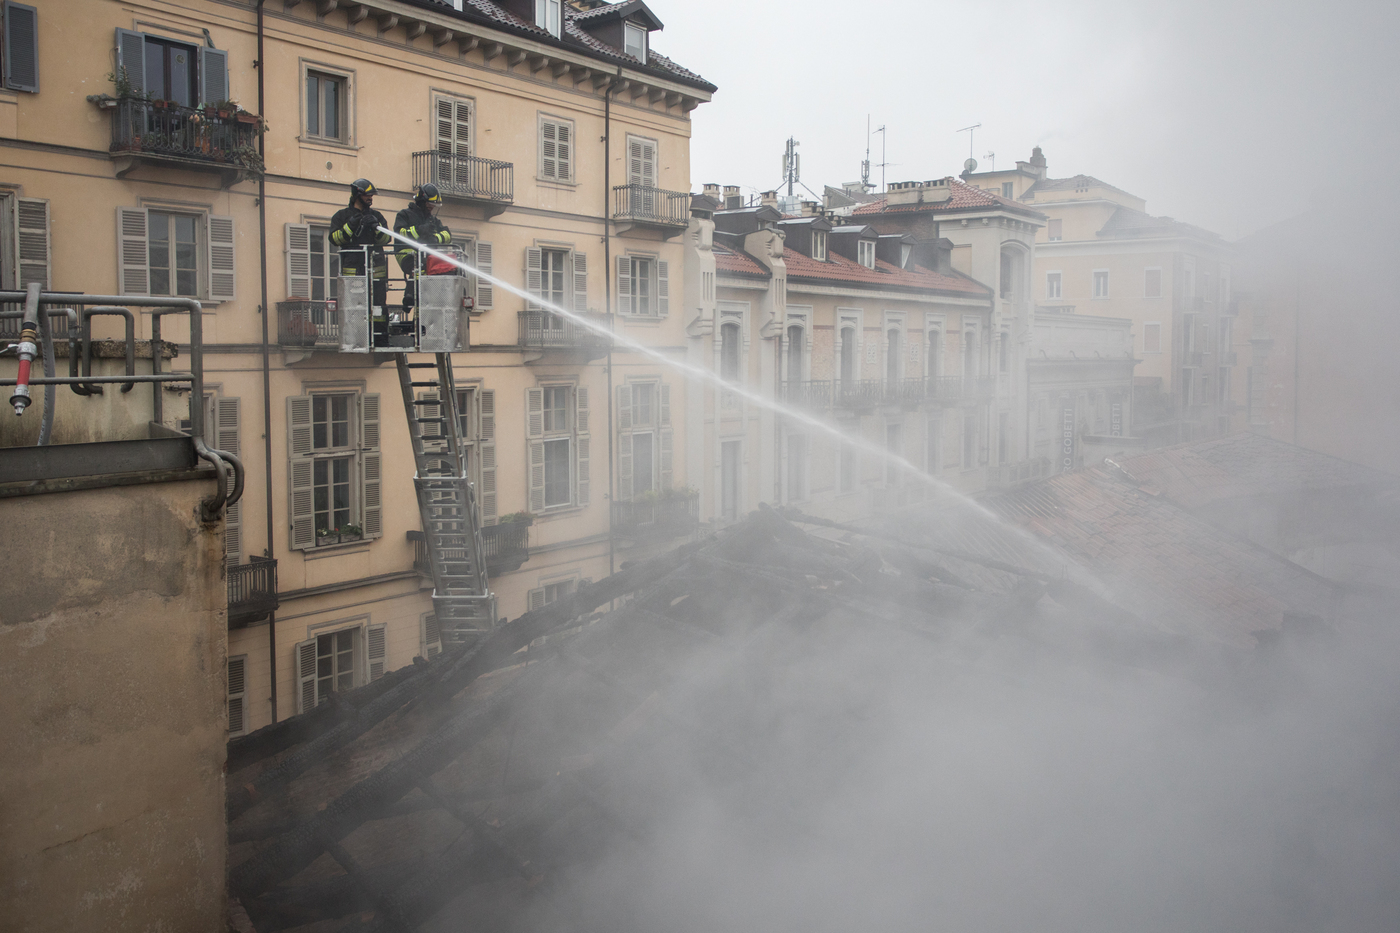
[616, 255, 631, 314]
[360, 393, 382, 538]
[198, 46, 229, 106]
[474, 241, 493, 309]
[575, 386, 589, 505]
[114, 28, 146, 98]
[295, 638, 317, 713]
[16, 197, 49, 290]
[286, 395, 315, 550]
[227, 655, 247, 736]
[479, 389, 497, 523]
[216, 396, 242, 566]
[616, 385, 632, 501]
[207, 214, 236, 303]
[525, 246, 543, 311]
[657, 260, 669, 317]
[367, 623, 386, 681]
[3, 3, 38, 93]
[285, 223, 312, 299]
[526, 387, 544, 512]
[572, 251, 588, 312]
[116, 207, 149, 296]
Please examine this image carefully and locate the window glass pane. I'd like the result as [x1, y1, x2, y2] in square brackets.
[632, 432, 653, 495]
[313, 396, 328, 449]
[169, 46, 192, 107]
[325, 78, 340, 140]
[332, 396, 349, 447]
[543, 437, 570, 507]
[634, 384, 653, 426]
[306, 75, 319, 136]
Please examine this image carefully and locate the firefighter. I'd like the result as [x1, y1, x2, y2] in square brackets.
[330, 178, 391, 343]
[394, 183, 452, 314]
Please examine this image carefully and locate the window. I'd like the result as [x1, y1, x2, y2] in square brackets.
[528, 385, 589, 511]
[926, 328, 941, 380]
[1047, 218, 1063, 241]
[1143, 322, 1162, 353]
[117, 207, 235, 303]
[295, 622, 386, 712]
[886, 328, 901, 384]
[306, 70, 346, 141]
[115, 27, 226, 108]
[1183, 314, 1196, 353]
[539, 115, 574, 183]
[1183, 264, 1194, 299]
[1092, 269, 1109, 298]
[618, 255, 667, 316]
[812, 230, 827, 261]
[287, 392, 382, 550]
[630, 383, 655, 497]
[1181, 369, 1194, 407]
[624, 21, 648, 61]
[839, 326, 857, 383]
[536, 0, 562, 38]
[1145, 267, 1162, 298]
[148, 211, 199, 297]
[721, 440, 741, 520]
[962, 413, 976, 468]
[857, 239, 875, 269]
[529, 578, 577, 610]
[786, 434, 808, 502]
[963, 329, 978, 379]
[885, 423, 902, 485]
[1218, 368, 1232, 405]
[432, 94, 474, 189]
[1046, 271, 1062, 299]
[227, 655, 247, 737]
[1202, 272, 1212, 302]
[1219, 317, 1232, 354]
[619, 382, 668, 500]
[838, 442, 856, 494]
[1000, 249, 1018, 299]
[308, 225, 340, 301]
[720, 321, 741, 383]
[999, 332, 1009, 373]
[925, 417, 942, 473]
[1002, 182, 1014, 198]
[998, 411, 1010, 464]
[3, 3, 39, 94]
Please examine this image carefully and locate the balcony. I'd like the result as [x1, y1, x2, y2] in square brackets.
[518, 310, 612, 362]
[106, 98, 261, 187]
[410, 520, 528, 578]
[228, 557, 278, 628]
[612, 492, 699, 540]
[412, 151, 513, 217]
[277, 300, 341, 350]
[612, 184, 691, 237]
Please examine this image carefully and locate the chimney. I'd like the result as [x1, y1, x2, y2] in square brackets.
[703, 183, 721, 201]
[800, 200, 818, 217]
[723, 185, 742, 210]
[1030, 146, 1047, 179]
[760, 190, 779, 209]
[885, 178, 952, 207]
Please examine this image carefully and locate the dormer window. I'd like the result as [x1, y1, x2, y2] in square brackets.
[812, 230, 827, 262]
[536, 0, 561, 38]
[624, 22, 648, 60]
[857, 239, 875, 269]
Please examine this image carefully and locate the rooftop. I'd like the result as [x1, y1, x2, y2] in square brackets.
[851, 177, 1044, 219]
[781, 247, 991, 296]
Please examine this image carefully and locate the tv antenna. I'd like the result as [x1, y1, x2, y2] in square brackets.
[873, 123, 889, 193]
[959, 123, 981, 174]
[984, 150, 996, 173]
[861, 116, 872, 191]
[781, 137, 800, 197]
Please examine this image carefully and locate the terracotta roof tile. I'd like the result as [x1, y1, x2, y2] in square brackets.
[712, 245, 768, 277]
[781, 247, 991, 296]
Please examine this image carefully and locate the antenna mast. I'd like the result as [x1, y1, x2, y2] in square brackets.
[861, 116, 872, 192]
[873, 124, 888, 193]
[781, 136, 800, 198]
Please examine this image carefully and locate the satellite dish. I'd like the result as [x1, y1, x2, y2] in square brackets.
[964, 157, 978, 173]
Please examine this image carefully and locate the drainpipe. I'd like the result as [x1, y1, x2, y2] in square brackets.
[256, 0, 278, 723]
[604, 69, 621, 578]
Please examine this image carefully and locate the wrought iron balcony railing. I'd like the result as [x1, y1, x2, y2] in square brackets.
[412, 150, 513, 207]
[518, 310, 612, 352]
[612, 493, 699, 538]
[277, 300, 340, 349]
[228, 557, 278, 628]
[108, 98, 260, 180]
[612, 184, 691, 228]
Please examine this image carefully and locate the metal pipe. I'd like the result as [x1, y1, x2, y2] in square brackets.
[604, 70, 620, 579]
[257, 0, 279, 724]
[0, 374, 193, 386]
[151, 312, 163, 426]
[78, 306, 137, 395]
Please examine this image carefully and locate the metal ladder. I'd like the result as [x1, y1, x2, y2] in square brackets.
[394, 354, 496, 644]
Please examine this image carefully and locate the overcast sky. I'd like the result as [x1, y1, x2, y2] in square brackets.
[650, 0, 1400, 239]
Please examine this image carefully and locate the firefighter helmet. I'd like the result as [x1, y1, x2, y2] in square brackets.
[416, 183, 442, 205]
[350, 178, 377, 201]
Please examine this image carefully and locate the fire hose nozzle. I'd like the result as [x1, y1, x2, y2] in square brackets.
[10, 323, 38, 415]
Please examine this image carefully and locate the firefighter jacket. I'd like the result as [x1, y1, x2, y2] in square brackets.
[393, 201, 452, 268]
[329, 202, 391, 277]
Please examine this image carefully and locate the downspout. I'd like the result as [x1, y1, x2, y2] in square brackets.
[256, 0, 278, 723]
[604, 69, 621, 578]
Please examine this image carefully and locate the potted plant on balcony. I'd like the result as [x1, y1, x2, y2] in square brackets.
[316, 526, 338, 546]
[341, 523, 364, 543]
[498, 511, 535, 527]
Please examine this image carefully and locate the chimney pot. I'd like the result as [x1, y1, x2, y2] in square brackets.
[760, 190, 778, 208]
[723, 184, 742, 210]
[703, 183, 721, 200]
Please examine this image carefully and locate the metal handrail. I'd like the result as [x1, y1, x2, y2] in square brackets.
[412, 150, 513, 203]
[108, 98, 260, 169]
[612, 184, 691, 227]
[517, 310, 613, 350]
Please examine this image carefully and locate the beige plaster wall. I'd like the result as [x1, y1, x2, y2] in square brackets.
[0, 476, 227, 932]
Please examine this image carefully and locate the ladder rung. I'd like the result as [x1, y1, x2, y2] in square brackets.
[410, 381, 441, 387]
[415, 417, 447, 424]
[406, 362, 438, 368]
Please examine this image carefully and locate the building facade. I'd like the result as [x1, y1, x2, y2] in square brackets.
[2, 0, 712, 734]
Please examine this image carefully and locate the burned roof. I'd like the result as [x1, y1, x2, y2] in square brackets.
[1095, 205, 1225, 243]
[782, 247, 991, 297]
[851, 177, 1044, 219]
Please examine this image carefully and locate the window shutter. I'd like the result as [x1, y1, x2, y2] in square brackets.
[198, 46, 229, 106]
[572, 251, 588, 312]
[216, 396, 242, 566]
[287, 395, 315, 550]
[657, 260, 669, 316]
[422, 613, 442, 659]
[367, 623, 386, 681]
[556, 121, 571, 181]
[659, 383, 671, 427]
[207, 214, 236, 303]
[116, 207, 149, 296]
[285, 223, 312, 298]
[616, 255, 631, 314]
[616, 385, 633, 502]
[528, 587, 545, 611]
[16, 197, 49, 290]
[475, 241, 493, 310]
[628, 138, 643, 186]
[295, 638, 317, 713]
[115, 28, 146, 98]
[575, 386, 589, 506]
[540, 120, 557, 180]
[526, 387, 544, 512]
[3, 3, 38, 93]
[361, 393, 382, 539]
[525, 246, 543, 311]
[227, 656, 247, 736]
[660, 428, 673, 492]
[478, 389, 497, 523]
